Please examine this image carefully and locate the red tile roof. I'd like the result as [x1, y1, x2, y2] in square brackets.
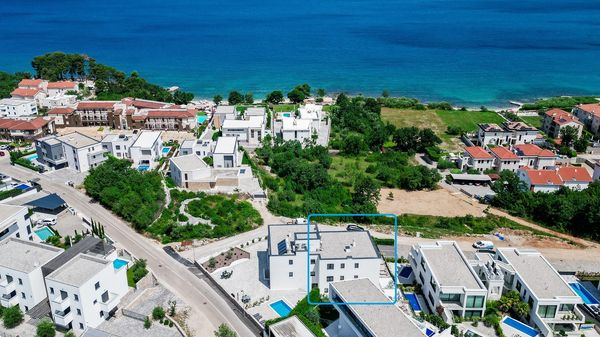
[576, 103, 600, 116]
[0, 117, 51, 131]
[48, 107, 75, 115]
[514, 144, 555, 157]
[47, 81, 77, 89]
[77, 101, 118, 110]
[545, 108, 581, 126]
[489, 146, 519, 160]
[123, 98, 169, 109]
[464, 146, 492, 159]
[145, 109, 196, 119]
[11, 88, 41, 97]
[521, 168, 563, 186]
[18, 79, 44, 87]
[131, 115, 147, 121]
[557, 167, 592, 183]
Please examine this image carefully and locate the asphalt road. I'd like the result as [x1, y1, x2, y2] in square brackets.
[0, 158, 256, 337]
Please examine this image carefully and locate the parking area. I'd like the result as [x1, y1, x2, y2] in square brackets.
[44, 167, 88, 186]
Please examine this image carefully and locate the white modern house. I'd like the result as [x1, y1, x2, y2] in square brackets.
[45, 253, 128, 333]
[213, 105, 237, 128]
[169, 153, 254, 191]
[281, 118, 313, 144]
[266, 315, 316, 337]
[0, 98, 38, 117]
[101, 133, 138, 159]
[0, 204, 34, 242]
[212, 136, 242, 168]
[409, 241, 488, 321]
[458, 146, 494, 173]
[179, 139, 213, 157]
[267, 224, 381, 293]
[329, 279, 427, 337]
[0, 239, 63, 312]
[298, 104, 323, 130]
[221, 116, 265, 146]
[130, 131, 163, 169]
[56, 132, 106, 172]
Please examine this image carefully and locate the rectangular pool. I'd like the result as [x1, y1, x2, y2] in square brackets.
[35, 226, 56, 241]
[270, 300, 292, 317]
[24, 153, 38, 161]
[501, 317, 538, 337]
[113, 259, 128, 269]
[137, 165, 150, 171]
[197, 115, 207, 123]
[162, 146, 171, 154]
[405, 293, 421, 311]
[570, 283, 600, 305]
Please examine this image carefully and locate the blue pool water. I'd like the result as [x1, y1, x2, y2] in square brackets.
[282, 113, 291, 118]
[14, 184, 30, 190]
[425, 328, 435, 337]
[405, 293, 421, 311]
[270, 300, 292, 317]
[137, 165, 150, 171]
[502, 317, 538, 337]
[35, 227, 55, 241]
[162, 146, 171, 154]
[399, 266, 413, 278]
[1, 0, 600, 106]
[197, 115, 207, 124]
[24, 154, 38, 161]
[113, 259, 128, 269]
[570, 283, 600, 305]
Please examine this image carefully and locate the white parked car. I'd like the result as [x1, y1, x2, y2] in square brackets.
[472, 240, 494, 250]
[37, 218, 57, 226]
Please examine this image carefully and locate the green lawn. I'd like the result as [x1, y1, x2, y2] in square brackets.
[328, 154, 374, 187]
[519, 115, 543, 129]
[435, 110, 505, 132]
[273, 104, 297, 112]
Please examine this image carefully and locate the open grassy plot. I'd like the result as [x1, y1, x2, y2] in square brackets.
[328, 154, 374, 188]
[435, 110, 505, 132]
[519, 115, 543, 128]
[273, 104, 297, 112]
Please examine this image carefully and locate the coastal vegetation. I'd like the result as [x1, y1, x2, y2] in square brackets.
[0, 71, 30, 98]
[492, 170, 600, 241]
[520, 96, 598, 111]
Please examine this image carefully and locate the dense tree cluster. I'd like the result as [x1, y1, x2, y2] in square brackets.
[83, 157, 165, 230]
[28, 52, 193, 103]
[393, 127, 442, 152]
[0, 71, 31, 98]
[366, 152, 441, 190]
[492, 170, 600, 240]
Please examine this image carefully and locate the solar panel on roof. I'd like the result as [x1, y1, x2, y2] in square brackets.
[277, 240, 287, 255]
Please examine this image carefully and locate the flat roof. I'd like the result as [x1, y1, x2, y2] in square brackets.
[269, 316, 316, 337]
[222, 116, 264, 129]
[180, 139, 196, 149]
[170, 154, 209, 171]
[0, 204, 26, 226]
[330, 279, 424, 337]
[213, 136, 237, 154]
[245, 107, 266, 116]
[46, 253, 109, 287]
[57, 132, 100, 148]
[0, 98, 33, 106]
[498, 248, 578, 299]
[132, 131, 161, 148]
[282, 118, 312, 131]
[450, 174, 491, 182]
[418, 241, 484, 289]
[0, 239, 63, 273]
[215, 105, 236, 114]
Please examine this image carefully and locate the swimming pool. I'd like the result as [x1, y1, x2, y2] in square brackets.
[570, 283, 600, 305]
[399, 266, 413, 278]
[162, 146, 171, 154]
[14, 183, 30, 190]
[35, 226, 56, 241]
[501, 317, 538, 337]
[405, 293, 421, 311]
[282, 113, 291, 118]
[425, 328, 435, 337]
[113, 259, 128, 269]
[24, 153, 38, 161]
[270, 300, 292, 317]
[138, 165, 150, 171]
[197, 115, 207, 123]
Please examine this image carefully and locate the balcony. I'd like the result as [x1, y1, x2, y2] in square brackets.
[0, 292, 18, 307]
[53, 308, 73, 327]
[0, 279, 16, 294]
[51, 295, 71, 311]
[99, 292, 119, 312]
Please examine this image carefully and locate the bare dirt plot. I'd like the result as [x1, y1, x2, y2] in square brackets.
[377, 188, 487, 217]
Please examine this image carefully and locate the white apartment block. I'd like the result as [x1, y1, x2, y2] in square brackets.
[46, 81, 78, 97]
[542, 109, 583, 139]
[329, 279, 426, 337]
[130, 131, 163, 169]
[45, 253, 128, 333]
[477, 122, 540, 147]
[267, 224, 380, 294]
[212, 136, 242, 168]
[489, 146, 521, 172]
[221, 116, 265, 146]
[0, 98, 38, 117]
[41, 94, 77, 109]
[572, 103, 600, 135]
[101, 133, 138, 159]
[409, 241, 488, 321]
[0, 239, 63, 312]
[179, 139, 213, 157]
[57, 132, 106, 172]
[459, 146, 494, 172]
[0, 204, 34, 243]
[281, 118, 314, 144]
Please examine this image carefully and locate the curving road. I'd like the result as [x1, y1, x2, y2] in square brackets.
[0, 157, 256, 337]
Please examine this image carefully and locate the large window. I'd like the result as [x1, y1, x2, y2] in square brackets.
[538, 305, 557, 318]
[327, 264, 334, 270]
[440, 293, 461, 302]
[466, 296, 485, 308]
[515, 280, 522, 292]
[559, 304, 574, 312]
[464, 310, 482, 318]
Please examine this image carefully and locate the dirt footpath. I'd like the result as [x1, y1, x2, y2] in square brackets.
[378, 188, 487, 217]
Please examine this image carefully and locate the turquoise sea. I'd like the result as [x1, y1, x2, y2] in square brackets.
[1, 0, 600, 106]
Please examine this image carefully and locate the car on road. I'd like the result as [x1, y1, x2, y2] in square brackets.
[37, 218, 57, 226]
[347, 225, 365, 231]
[0, 151, 5, 157]
[472, 240, 494, 249]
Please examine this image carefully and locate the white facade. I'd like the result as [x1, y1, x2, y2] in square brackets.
[179, 139, 214, 157]
[298, 104, 323, 130]
[459, 147, 494, 173]
[101, 134, 138, 159]
[0, 204, 35, 242]
[0, 239, 63, 312]
[212, 136, 241, 168]
[281, 118, 313, 144]
[45, 253, 128, 333]
[130, 131, 163, 169]
[0, 98, 38, 117]
[46, 82, 78, 97]
[169, 154, 212, 189]
[57, 132, 106, 172]
[267, 224, 380, 294]
[221, 116, 265, 146]
[477, 122, 540, 147]
[41, 94, 77, 109]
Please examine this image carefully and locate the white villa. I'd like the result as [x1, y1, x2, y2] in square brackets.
[0, 204, 34, 243]
[130, 131, 163, 170]
[101, 133, 138, 159]
[281, 118, 314, 144]
[221, 116, 265, 146]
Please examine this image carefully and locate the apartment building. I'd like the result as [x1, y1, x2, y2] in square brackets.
[130, 131, 163, 169]
[101, 133, 138, 159]
[267, 224, 380, 293]
[459, 146, 494, 172]
[514, 144, 556, 169]
[212, 136, 242, 168]
[140, 109, 198, 131]
[0, 98, 38, 117]
[76, 101, 120, 127]
[329, 279, 426, 337]
[409, 241, 488, 320]
[489, 146, 520, 172]
[56, 132, 106, 172]
[0, 117, 55, 141]
[503, 121, 539, 144]
[477, 122, 540, 147]
[542, 109, 583, 139]
[518, 167, 592, 193]
[36, 135, 68, 169]
[47, 107, 77, 128]
[46, 81, 78, 96]
[0, 239, 63, 312]
[45, 253, 128, 333]
[221, 116, 265, 146]
[572, 103, 600, 135]
[0, 205, 34, 243]
[281, 118, 313, 144]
